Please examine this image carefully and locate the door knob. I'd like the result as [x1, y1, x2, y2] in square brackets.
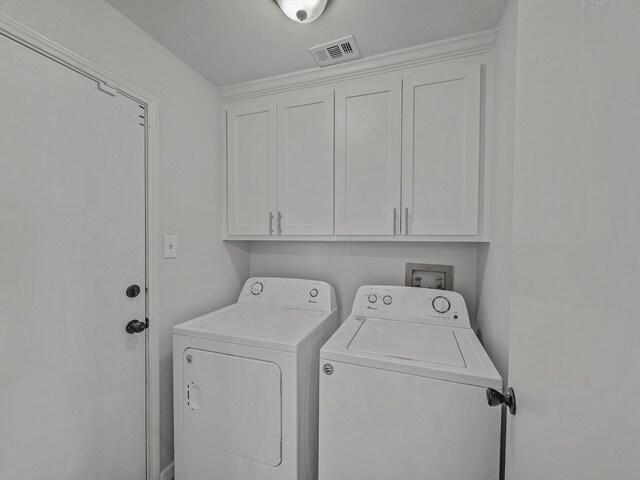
[125, 319, 148, 334]
[486, 387, 516, 415]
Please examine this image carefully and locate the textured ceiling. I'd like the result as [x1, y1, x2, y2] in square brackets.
[105, 0, 508, 87]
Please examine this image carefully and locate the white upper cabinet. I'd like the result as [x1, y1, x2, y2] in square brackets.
[227, 97, 277, 235]
[277, 89, 334, 235]
[224, 45, 492, 241]
[335, 76, 402, 235]
[402, 63, 482, 235]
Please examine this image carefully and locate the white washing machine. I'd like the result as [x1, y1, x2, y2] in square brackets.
[173, 277, 338, 480]
[319, 285, 502, 480]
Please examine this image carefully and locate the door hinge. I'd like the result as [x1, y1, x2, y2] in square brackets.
[139, 105, 146, 127]
[97, 81, 117, 97]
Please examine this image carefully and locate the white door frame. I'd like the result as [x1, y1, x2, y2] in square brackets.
[0, 14, 162, 480]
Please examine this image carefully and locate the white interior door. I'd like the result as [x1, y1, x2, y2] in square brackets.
[402, 63, 481, 235]
[0, 34, 147, 479]
[505, 2, 640, 479]
[334, 76, 402, 235]
[277, 89, 334, 236]
[227, 97, 278, 235]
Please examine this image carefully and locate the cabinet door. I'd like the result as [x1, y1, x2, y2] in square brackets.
[227, 97, 277, 235]
[335, 76, 402, 235]
[402, 63, 481, 235]
[277, 89, 334, 235]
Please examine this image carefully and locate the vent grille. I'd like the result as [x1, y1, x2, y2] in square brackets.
[326, 45, 343, 59]
[309, 35, 361, 67]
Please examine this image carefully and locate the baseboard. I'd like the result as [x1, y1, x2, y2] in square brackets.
[160, 461, 174, 480]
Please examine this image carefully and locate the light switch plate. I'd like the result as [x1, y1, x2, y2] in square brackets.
[164, 235, 177, 258]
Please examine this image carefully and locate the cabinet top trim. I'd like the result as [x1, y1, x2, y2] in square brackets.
[223, 235, 489, 243]
[220, 29, 496, 102]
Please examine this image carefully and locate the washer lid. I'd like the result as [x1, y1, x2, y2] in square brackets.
[173, 303, 333, 352]
[321, 316, 502, 389]
[348, 318, 465, 367]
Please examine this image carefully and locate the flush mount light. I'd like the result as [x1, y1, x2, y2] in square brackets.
[274, 0, 329, 23]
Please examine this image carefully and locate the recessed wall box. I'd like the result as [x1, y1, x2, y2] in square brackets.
[405, 263, 454, 290]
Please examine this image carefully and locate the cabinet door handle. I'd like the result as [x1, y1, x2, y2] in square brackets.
[269, 211, 274, 235]
[393, 208, 397, 235]
[405, 207, 409, 236]
[277, 211, 283, 235]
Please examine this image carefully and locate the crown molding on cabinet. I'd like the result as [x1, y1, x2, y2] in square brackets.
[219, 29, 496, 101]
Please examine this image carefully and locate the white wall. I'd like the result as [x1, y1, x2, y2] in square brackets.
[250, 242, 478, 323]
[475, 0, 518, 383]
[506, 0, 640, 478]
[0, 0, 249, 474]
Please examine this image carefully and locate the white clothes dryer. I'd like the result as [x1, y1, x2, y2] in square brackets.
[174, 277, 338, 480]
[319, 285, 502, 480]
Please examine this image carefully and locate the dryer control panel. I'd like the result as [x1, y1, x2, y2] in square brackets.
[351, 285, 470, 328]
[239, 277, 337, 312]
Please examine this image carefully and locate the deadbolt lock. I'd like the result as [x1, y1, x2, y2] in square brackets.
[126, 284, 141, 298]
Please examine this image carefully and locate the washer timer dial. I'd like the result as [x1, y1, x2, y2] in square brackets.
[432, 296, 451, 314]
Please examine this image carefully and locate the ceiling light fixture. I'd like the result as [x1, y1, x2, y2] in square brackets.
[274, 0, 329, 24]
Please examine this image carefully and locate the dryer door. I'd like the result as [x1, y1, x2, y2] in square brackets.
[183, 348, 282, 466]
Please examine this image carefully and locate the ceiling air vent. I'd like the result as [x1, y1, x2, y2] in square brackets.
[309, 35, 361, 67]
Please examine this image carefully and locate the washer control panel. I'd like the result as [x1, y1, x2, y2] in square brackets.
[239, 277, 337, 312]
[351, 285, 470, 328]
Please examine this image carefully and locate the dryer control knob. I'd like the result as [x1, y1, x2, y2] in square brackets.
[250, 282, 264, 295]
